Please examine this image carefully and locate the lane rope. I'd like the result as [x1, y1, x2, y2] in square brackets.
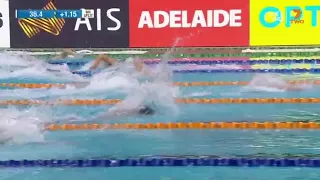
[72, 154, 320, 159]
[72, 69, 320, 77]
[0, 83, 66, 88]
[2, 80, 320, 88]
[1, 98, 320, 105]
[46, 121, 320, 130]
[1, 157, 320, 167]
[49, 59, 320, 66]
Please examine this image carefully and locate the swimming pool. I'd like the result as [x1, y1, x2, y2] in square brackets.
[1, 49, 320, 180]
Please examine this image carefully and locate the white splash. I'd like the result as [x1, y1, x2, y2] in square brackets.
[0, 106, 51, 144]
[243, 74, 313, 92]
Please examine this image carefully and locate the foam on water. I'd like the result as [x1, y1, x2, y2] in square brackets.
[79, 61, 93, 71]
[0, 53, 40, 67]
[242, 86, 287, 93]
[105, 52, 181, 117]
[0, 49, 182, 140]
[242, 74, 314, 92]
[0, 52, 89, 82]
[0, 64, 82, 83]
[0, 106, 50, 144]
[0, 66, 146, 100]
[185, 91, 212, 97]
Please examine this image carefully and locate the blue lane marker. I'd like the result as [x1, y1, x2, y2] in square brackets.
[1, 157, 320, 167]
[48, 59, 320, 66]
[71, 68, 320, 77]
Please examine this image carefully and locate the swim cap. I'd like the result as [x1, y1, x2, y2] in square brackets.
[139, 106, 154, 115]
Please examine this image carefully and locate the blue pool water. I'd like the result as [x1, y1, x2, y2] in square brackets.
[0, 56, 320, 179]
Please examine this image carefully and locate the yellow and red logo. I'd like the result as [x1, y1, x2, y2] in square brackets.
[18, 1, 65, 38]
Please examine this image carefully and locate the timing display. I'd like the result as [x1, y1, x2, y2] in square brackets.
[15, 9, 91, 19]
[55, 10, 82, 18]
[16, 10, 55, 18]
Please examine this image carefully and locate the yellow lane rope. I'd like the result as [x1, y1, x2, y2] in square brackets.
[46, 121, 320, 130]
[1, 98, 320, 105]
[1, 80, 320, 88]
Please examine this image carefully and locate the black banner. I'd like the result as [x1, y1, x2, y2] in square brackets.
[9, 0, 129, 48]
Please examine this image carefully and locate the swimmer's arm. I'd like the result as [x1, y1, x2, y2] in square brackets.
[90, 108, 138, 121]
[49, 112, 123, 124]
[133, 60, 143, 72]
[133, 60, 153, 76]
[89, 54, 117, 70]
[89, 58, 102, 70]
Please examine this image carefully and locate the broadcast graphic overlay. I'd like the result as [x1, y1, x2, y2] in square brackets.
[17, 2, 65, 38]
[129, 0, 249, 47]
[9, 0, 129, 48]
[250, 0, 320, 46]
[0, 0, 10, 48]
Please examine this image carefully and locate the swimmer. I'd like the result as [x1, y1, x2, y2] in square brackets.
[51, 49, 76, 60]
[248, 74, 311, 91]
[51, 49, 151, 75]
[49, 104, 156, 124]
[89, 54, 152, 76]
[89, 54, 147, 72]
[91, 105, 155, 121]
